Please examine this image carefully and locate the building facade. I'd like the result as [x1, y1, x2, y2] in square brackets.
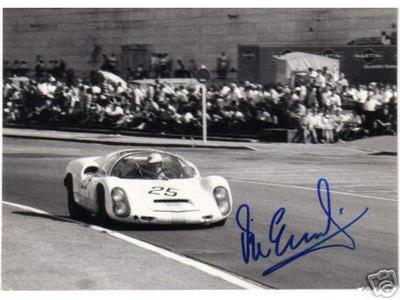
[3, 8, 397, 78]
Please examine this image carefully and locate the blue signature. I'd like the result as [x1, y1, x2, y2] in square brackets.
[235, 178, 369, 276]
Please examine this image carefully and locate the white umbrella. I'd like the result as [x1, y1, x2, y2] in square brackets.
[98, 70, 128, 90]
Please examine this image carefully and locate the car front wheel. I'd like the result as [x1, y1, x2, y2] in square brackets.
[213, 218, 227, 227]
[64, 175, 89, 221]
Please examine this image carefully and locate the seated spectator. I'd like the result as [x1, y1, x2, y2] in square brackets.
[375, 104, 396, 135]
[2, 59, 397, 144]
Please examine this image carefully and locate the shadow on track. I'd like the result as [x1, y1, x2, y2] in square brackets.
[12, 210, 222, 231]
[12, 211, 75, 224]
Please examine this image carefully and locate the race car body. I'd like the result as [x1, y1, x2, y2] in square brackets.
[64, 149, 232, 226]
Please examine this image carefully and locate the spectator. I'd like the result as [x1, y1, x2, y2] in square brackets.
[174, 60, 189, 78]
[216, 52, 230, 79]
[158, 53, 172, 78]
[188, 59, 198, 78]
[12, 60, 21, 76]
[381, 31, 392, 45]
[314, 69, 326, 90]
[19, 61, 30, 76]
[2, 60, 396, 144]
[376, 104, 396, 135]
[149, 53, 159, 78]
[101, 54, 118, 74]
[3, 61, 11, 78]
[305, 86, 319, 108]
[390, 23, 397, 45]
[363, 92, 382, 135]
[35, 57, 47, 80]
[288, 98, 308, 143]
[336, 72, 349, 93]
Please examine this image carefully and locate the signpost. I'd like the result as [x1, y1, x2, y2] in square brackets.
[195, 66, 211, 144]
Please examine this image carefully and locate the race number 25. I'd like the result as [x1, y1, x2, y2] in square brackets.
[148, 186, 178, 196]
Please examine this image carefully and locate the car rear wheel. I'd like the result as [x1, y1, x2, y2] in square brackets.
[64, 175, 89, 221]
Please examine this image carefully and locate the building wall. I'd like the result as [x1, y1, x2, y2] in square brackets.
[3, 8, 397, 77]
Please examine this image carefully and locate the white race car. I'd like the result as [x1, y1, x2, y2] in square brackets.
[64, 149, 232, 226]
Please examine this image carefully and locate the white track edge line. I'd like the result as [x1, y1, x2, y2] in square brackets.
[2, 200, 264, 290]
[229, 179, 397, 202]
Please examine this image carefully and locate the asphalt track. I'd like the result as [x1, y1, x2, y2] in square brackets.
[2, 137, 398, 289]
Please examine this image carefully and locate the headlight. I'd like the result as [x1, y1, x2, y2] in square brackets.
[213, 186, 231, 216]
[111, 187, 130, 217]
[112, 188, 125, 202]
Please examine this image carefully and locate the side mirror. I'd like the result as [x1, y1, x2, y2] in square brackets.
[183, 165, 196, 176]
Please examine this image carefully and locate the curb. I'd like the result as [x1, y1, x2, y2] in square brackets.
[4, 124, 259, 143]
[3, 133, 256, 151]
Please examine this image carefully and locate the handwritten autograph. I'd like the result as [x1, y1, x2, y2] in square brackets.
[235, 178, 369, 276]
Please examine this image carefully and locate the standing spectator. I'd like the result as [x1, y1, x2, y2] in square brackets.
[19, 61, 30, 76]
[56, 60, 67, 80]
[305, 87, 319, 108]
[216, 52, 230, 79]
[47, 60, 57, 77]
[307, 67, 318, 85]
[149, 53, 159, 78]
[12, 60, 21, 76]
[320, 87, 331, 108]
[390, 23, 397, 45]
[363, 92, 382, 135]
[320, 109, 335, 143]
[108, 54, 118, 74]
[314, 69, 326, 90]
[174, 60, 189, 78]
[330, 89, 342, 110]
[34, 56, 47, 80]
[336, 72, 349, 93]
[305, 107, 320, 143]
[3, 61, 11, 78]
[101, 54, 118, 74]
[136, 64, 149, 79]
[381, 31, 392, 45]
[188, 59, 198, 78]
[159, 53, 171, 78]
[288, 99, 308, 143]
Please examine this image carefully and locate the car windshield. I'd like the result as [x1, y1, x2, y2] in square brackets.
[110, 152, 195, 180]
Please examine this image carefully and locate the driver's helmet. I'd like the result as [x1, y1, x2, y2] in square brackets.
[148, 153, 163, 165]
[147, 153, 163, 177]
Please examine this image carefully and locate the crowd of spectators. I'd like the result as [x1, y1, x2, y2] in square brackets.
[3, 59, 397, 143]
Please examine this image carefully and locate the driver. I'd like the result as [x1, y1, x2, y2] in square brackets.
[147, 153, 167, 179]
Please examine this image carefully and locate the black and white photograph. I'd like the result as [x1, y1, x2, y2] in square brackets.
[1, 6, 398, 296]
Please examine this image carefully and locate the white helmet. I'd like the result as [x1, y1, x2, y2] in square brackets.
[148, 153, 163, 164]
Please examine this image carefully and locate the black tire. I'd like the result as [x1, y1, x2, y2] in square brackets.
[213, 218, 227, 227]
[96, 185, 109, 223]
[64, 175, 89, 221]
